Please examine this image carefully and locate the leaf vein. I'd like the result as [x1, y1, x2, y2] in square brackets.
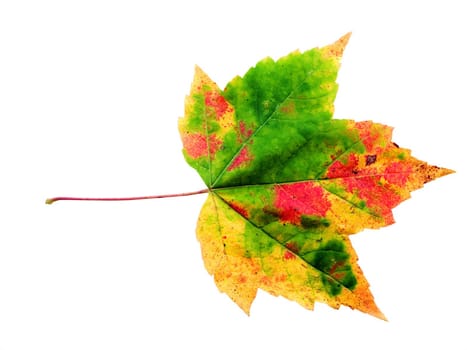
[214, 193, 356, 294]
[212, 68, 317, 187]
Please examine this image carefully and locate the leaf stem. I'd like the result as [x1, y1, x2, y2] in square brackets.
[45, 188, 209, 205]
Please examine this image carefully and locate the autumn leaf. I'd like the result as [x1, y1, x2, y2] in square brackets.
[178, 33, 453, 319]
[46, 33, 453, 320]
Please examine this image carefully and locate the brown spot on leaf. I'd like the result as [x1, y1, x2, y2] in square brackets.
[285, 242, 299, 254]
[229, 202, 249, 218]
[365, 154, 377, 166]
[279, 102, 296, 114]
[417, 163, 454, 184]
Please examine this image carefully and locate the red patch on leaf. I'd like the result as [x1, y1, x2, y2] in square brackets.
[355, 121, 380, 151]
[228, 147, 254, 171]
[384, 161, 411, 186]
[260, 275, 272, 287]
[329, 261, 346, 280]
[238, 121, 253, 141]
[274, 274, 287, 282]
[182, 133, 222, 159]
[237, 275, 247, 283]
[229, 202, 249, 218]
[205, 91, 231, 120]
[275, 182, 331, 225]
[326, 154, 359, 178]
[283, 251, 296, 260]
[342, 176, 401, 224]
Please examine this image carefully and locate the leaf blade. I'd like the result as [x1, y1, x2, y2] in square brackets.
[180, 33, 453, 318]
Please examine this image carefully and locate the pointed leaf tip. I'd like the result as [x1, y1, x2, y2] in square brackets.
[371, 309, 388, 322]
[337, 32, 352, 47]
[419, 164, 454, 185]
[321, 32, 352, 60]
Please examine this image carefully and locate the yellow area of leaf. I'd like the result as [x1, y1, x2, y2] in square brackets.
[197, 194, 259, 314]
[179, 66, 235, 139]
[197, 193, 386, 319]
[322, 190, 388, 233]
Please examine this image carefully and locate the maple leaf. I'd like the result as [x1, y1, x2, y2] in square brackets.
[178, 33, 453, 319]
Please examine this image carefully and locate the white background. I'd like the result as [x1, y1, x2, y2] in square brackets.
[1, 1, 465, 349]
